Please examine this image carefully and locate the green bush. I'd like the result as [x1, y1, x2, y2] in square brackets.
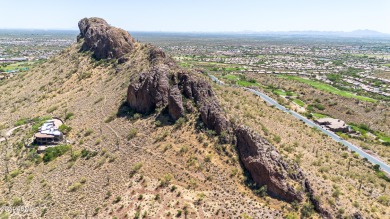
[59, 124, 72, 134]
[65, 112, 74, 121]
[15, 118, 28, 126]
[43, 145, 71, 163]
[81, 149, 98, 160]
[254, 185, 267, 197]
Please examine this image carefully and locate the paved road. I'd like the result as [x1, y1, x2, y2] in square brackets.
[209, 74, 390, 174]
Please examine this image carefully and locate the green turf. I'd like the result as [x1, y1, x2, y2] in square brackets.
[224, 74, 240, 81]
[237, 80, 259, 87]
[273, 89, 287, 96]
[312, 113, 328, 119]
[384, 63, 390, 67]
[293, 99, 305, 107]
[379, 136, 390, 143]
[1, 61, 36, 72]
[279, 75, 377, 102]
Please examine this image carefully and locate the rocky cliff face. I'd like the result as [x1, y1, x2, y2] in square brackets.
[77, 17, 135, 60]
[235, 125, 304, 202]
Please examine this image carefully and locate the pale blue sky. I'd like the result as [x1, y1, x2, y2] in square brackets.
[1, 0, 389, 33]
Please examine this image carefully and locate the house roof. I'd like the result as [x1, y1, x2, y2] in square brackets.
[35, 133, 55, 138]
[316, 118, 347, 129]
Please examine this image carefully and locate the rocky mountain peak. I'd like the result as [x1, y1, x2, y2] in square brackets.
[77, 17, 135, 60]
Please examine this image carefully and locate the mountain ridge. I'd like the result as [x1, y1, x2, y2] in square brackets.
[0, 17, 387, 218]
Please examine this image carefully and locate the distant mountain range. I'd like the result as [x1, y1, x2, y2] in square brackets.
[217, 29, 390, 38]
[1, 28, 389, 38]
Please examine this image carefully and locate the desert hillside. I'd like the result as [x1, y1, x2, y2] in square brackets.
[0, 18, 389, 219]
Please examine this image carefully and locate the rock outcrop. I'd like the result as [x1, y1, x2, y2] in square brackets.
[177, 72, 230, 135]
[127, 66, 170, 114]
[304, 180, 333, 219]
[77, 17, 135, 60]
[235, 125, 304, 202]
[127, 64, 231, 137]
[168, 85, 184, 120]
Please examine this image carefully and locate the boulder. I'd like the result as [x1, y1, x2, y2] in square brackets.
[235, 125, 304, 202]
[77, 17, 135, 60]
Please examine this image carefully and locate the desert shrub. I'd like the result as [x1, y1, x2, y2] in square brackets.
[59, 124, 72, 134]
[127, 128, 138, 140]
[84, 129, 93, 137]
[81, 149, 98, 160]
[9, 169, 21, 178]
[273, 135, 281, 143]
[113, 196, 121, 204]
[159, 174, 173, 187]
[174, 117, 186, 129]
[78, 71, 92, 80]
[68, 182, 82, 192]
[129, 162, 142, 177]
[300, 203, 314, 218]
[94, 97, 104, 104]
[378, 195, 390, 206]
[46, 106, 58, 113]
[65, 112, 74, 120]
[104, 114, 116, 123]
[12, 197, 23, 206]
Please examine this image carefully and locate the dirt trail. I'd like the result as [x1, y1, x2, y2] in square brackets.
[0, 125, 25, 143]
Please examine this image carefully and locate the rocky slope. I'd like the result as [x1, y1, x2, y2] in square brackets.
[112, 16, 332, 214]
[0, 17, 385, 218]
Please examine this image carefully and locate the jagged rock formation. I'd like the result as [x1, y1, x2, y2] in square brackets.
[177, 72, 230, 135]
[235, 125, 304, 202]
[126, 63, 231, 137]
[168, 85, 184, 120]
[77, 17, 135, 60]
[127, 66, 170, 114]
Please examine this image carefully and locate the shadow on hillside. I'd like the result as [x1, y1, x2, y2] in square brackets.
[116, 102, 135, 119]
[116, 102, 173, 127]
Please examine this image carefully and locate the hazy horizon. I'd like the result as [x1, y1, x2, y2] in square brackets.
[0, 0, 389, 34]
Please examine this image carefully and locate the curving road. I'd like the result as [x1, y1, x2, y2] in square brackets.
[209, 74, 390, 174]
